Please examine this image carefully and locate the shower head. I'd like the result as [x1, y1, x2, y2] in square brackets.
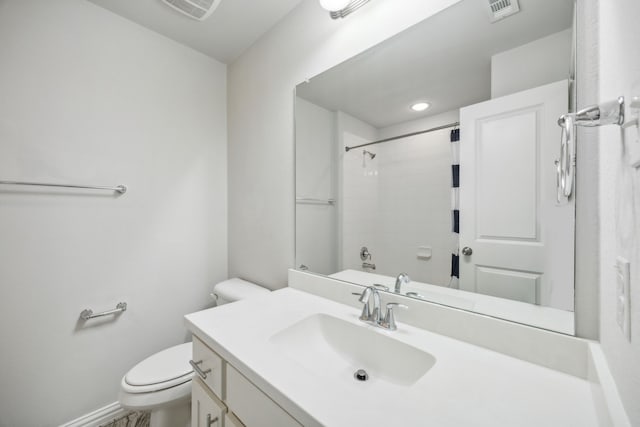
[361, 149, 376, 169]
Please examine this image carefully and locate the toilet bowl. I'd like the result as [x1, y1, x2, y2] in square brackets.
[118, 278, 270, 427]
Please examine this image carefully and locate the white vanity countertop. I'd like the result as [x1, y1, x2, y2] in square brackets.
[185, 288, 598, 427]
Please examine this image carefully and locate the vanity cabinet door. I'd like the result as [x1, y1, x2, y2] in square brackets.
[192, 376, 226, 427]
[226, 364, 302, 427]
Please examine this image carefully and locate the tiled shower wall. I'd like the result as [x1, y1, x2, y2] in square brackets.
[341, 126, 455, 285]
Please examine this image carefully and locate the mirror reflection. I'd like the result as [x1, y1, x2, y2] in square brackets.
[295, 0, 576, 334]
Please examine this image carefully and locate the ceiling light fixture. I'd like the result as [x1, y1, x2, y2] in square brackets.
[411, 102, 431, 112]
[320, 0, 371, 19]
[319, 0, 351, 12]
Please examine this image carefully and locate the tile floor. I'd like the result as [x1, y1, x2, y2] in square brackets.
[99, 411, 149, 427]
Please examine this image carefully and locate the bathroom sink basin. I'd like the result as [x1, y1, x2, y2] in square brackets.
[269, 313, 435, 387]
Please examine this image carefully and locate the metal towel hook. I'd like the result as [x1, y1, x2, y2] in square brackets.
[558, 96, 625, 128]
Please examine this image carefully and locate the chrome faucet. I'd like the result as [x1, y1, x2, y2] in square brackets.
[395, 273, 410, 293]
[362, 262, 376, 270]
[358, 286, 382, 324]
[356, 286, 408, 330]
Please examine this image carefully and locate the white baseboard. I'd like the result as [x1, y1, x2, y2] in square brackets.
[60, 402, 127, 427]
[587, 343, 631, 427]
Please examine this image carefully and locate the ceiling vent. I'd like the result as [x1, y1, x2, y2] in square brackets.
[162, 0, 223, 21]
[487, 0, 520, 23]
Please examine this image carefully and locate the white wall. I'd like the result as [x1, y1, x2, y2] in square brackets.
[491, 29, 572, 98]
[597, 0, 640, 423]
[295, 97, 337, 274]
[0, 1, 228, 426]
[228, 0, 461, 289]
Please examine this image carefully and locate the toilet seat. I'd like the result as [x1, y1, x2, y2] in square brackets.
[121, 342, 193, 394]
[119, 379, 192, 410]
[119, 342, 193, 411]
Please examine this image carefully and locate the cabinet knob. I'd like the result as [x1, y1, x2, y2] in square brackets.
[207, 414, 219, 426]
[462, 247, 473, 256]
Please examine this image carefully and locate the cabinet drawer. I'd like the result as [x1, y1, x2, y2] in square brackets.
[192, 336, 225, 399]
[227, 364, 301, 427]
[192, 377, 226, 427]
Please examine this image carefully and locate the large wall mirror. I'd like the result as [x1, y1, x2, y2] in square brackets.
[295, 0, 576, 334]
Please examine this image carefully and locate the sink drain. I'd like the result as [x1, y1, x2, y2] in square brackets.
[354, 369, 369, 381]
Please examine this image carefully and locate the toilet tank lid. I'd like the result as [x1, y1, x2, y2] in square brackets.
[214, 278, 269, 302]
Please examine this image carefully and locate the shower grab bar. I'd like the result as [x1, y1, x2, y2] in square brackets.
[80, 302, 127, 320]
[0, 180, 127, 194]
[344, 122, 459, 152]
[296, 197, 335, 205]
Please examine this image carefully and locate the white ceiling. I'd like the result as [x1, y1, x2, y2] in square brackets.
[86, 0, 303, 63]
[296, 0, 574, 128]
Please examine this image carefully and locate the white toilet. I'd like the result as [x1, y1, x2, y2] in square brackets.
[118, 278, 270, 427]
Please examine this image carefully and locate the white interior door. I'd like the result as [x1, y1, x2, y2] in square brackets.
[459, 80, 574, 310]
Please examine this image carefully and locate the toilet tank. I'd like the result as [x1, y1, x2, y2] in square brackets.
[213, 278, 270, 305]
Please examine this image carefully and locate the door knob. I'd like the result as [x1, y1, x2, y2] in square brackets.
[462, 247, 473, 256]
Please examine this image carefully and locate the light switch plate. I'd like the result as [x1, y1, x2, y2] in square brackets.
[615, 256, 631, 340]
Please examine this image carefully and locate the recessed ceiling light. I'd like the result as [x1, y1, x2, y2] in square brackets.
[411, 102, 430, 112]
[319, 0, 351, 12]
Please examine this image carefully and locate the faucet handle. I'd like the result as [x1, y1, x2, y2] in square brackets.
[386, 302, 408, 309]
[372, 283, 389, 291]
[353, 289, 372, 321]
[406, 291, 425, 300]
[381, 302, 408, 331]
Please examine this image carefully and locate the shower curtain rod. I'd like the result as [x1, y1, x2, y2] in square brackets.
[344, 121, 459, 152]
